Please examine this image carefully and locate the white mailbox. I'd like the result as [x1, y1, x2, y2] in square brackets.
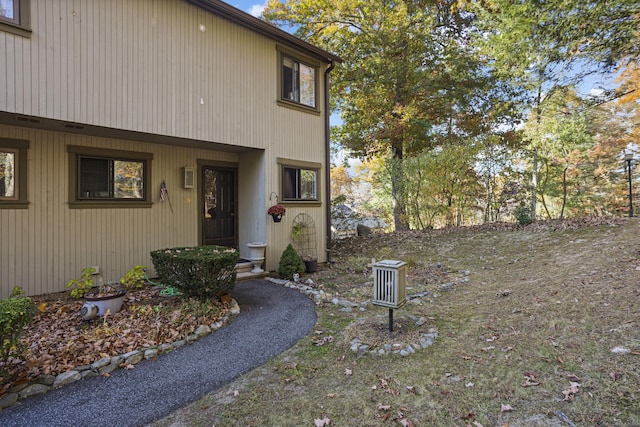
[372, 260, 407, 309]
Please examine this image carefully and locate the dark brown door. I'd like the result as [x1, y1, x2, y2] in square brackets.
[202, 166, 237, 248]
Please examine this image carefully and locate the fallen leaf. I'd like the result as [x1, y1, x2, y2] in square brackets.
[562, 381, 580, 401]
[473, 422, 484, 427]
[123, 364, 135, 370]
[609, 371, 623, 381]
[345, 368, 353, 376]
[406, 385, 417, 394]
[326, 393, 335, 398]
[314, 417, 331, 427]
[378, 403, 391, 411]
[567, 374, 580, 382]
[466, 382, 474, 387]
[501, 404, 514, 412]
[233, 390, 239, 396]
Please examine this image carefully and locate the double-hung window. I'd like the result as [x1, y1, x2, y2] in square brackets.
[0, 138, 28, 208]
[68, 146, 153, 208]
[278, 47, 319, 112]
[0, 0, 31, 37]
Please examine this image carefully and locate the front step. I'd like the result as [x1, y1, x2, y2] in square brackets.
[235, 261, 268, 281]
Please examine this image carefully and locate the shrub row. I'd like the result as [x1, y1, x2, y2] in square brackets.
[0, 289, 36, 371]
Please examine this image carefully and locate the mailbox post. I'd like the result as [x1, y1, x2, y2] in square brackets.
[372, 260, 407, 332]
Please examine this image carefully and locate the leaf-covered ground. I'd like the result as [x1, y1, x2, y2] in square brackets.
[1, 287, 231, 396]
[153, 217, 640, 427]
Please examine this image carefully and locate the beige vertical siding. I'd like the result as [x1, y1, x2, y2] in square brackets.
[0, 0, 331, 296]
[0, 124, 239, 297]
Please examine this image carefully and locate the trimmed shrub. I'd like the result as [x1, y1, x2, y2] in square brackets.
[278, 244, 305, 280]
[0, 288, 36, 370]
[514, 206, 533, 225]
[150, 246, 239, 300]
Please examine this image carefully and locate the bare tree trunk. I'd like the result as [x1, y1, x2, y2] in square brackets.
[391, 142, 409, 231]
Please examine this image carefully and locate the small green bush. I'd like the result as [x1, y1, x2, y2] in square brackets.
[514, 206, 533, 225]
[65, 267, 96, 299]
[150, 246, 239, 300]
[120, 265, 146, 290]
[0, 288, 36, 370]
[278, 244, 305, 280]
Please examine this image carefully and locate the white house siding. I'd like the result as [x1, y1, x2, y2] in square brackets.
[0, 0, 331, 297]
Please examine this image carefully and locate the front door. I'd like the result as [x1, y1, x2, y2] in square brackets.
[202, 166, 237, 248]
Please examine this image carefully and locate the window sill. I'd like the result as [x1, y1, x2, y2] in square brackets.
[69, 201, 153, 209]
[0, 201, 29, 209]
[277, 100, 321, 116]
[0, 21, 31, 38]
[281, 201, 321, 207]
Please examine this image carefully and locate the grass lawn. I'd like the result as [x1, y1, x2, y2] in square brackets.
[153, 218, 640, 426]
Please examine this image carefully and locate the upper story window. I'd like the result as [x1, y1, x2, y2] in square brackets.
[282, 56, 316, 108]
[277, 47, 320, 114]
[0, 138, 29, 209]
[67, 145, 153, 208]
[0, 0, 30, 37]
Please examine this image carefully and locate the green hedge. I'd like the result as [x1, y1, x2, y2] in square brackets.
[0, 292, 35, 369]
[150, 246, 239, 300]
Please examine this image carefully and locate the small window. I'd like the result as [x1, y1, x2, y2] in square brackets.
[281, 55, 317, 109]
[68, 146, 153, 208]
[0, 138, 28, 208]
[283, 167, 318, 201]
[0, 0, 31, 37]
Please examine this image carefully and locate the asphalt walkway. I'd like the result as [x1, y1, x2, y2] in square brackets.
[0, 280, 317, 427]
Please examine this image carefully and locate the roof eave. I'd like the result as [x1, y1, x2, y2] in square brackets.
[186, 0, 343, 64]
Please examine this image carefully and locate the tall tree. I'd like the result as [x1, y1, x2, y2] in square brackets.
[265, 0, 502, 230]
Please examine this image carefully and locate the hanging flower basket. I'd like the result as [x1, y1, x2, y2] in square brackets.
[267, 204, 286, 222]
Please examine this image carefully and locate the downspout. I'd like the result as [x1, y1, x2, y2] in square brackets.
[324, 60, 335, 263]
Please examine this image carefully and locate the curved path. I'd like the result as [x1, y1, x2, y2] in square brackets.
[0, 280, 317, 427]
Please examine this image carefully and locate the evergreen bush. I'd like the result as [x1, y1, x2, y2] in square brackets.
[278, 244, 305, 280]
[150, 246, 239, 300]
[514, 206, 533, 225]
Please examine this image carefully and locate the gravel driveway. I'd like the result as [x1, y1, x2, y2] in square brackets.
[0, 280, 317, 427]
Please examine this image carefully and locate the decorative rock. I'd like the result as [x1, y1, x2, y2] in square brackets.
[91, 357, 111, 370]
[173, 340, 186, 348]
[211, 321, 223, 330]
[195, 325, 211, 337]
[186, 334, 198, 342]
[400, 350, 409, 356]
[144, 349, 159, 359]
[99, 363, 119, 375]
[159, 343, 173, 353]
[8, 383, 29, 393]
[611, 346, 631, 354]
[0, 393, 18, 409]
[124, 351, 144, 365]
[53, 371, 81, 389]
[36, 374, 56, 386]
[82, 370, 99, 379]
[19, 383, 51, 399]
[305, 278, 314, 285]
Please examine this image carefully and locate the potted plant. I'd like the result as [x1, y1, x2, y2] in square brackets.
[302, 255, 318, 273]
[267, 204, 286, 222]
[84, 277, 127, 316]
[67, 266, 127, 316]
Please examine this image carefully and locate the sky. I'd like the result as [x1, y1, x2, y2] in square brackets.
[226, 0, 269, 18]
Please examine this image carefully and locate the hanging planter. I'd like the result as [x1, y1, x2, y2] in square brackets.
[267, 204, 286, 223]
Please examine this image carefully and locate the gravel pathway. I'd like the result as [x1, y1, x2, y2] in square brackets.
[0, 280, 317, 427]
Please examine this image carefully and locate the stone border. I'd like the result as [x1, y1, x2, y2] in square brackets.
[0, 299, 240, 411]
[268, 277, 439, 357]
